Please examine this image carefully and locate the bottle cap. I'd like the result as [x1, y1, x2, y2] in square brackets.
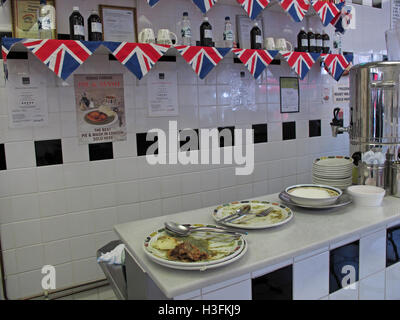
[254, 22, 259, 26]
[203, 16, 209, 21]
[301, 27, 305, 30]
[309, 27, 313, 31]
[73, 6, 79, 11]
[91, 10, 99, 14]
[225, 16, 230, 21]
[183, 12, 188, 16]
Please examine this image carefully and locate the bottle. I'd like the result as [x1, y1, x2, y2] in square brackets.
[200, 16, 213, 47]
[315, 30, 323, 53]
[69, 6, 85, 41]
[88, 10, 102, 41]
[38, 0, 56, 39]
[307, 28, 316, 53]
[250, 22, 262, 49]
[181, 12, 192, 46]
[297, 27, 308, 52]
[322, 30, 330, 54]
[223, 16, 234, 48]
[333, 32, 342, 54]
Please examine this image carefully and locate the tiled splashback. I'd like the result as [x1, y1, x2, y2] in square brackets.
[0, 0, 376, 300]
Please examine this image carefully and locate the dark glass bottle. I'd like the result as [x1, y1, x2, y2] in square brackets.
[307, 28, 316, 53]
[315, 31, 323, 53]
[250, 22, 262, 49]
[322, 30, 330, 54]
[88, 10, 102, 41]
[69, 6, 85, 40]
[200, 16, 213, 47]
[297, 27, 308, 52]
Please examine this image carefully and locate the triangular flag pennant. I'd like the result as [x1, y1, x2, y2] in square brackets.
[192, 0, 218, 13]
[280, 51, 320, 80]
[321, 53, 353, 81]
[104, 42, 170, 80]
[237, 0, 270, 20]
[330, 2, 348, 34]
[4, 39, 101, 80]
[311, 0, 345, 27]
[233, 49, 278, 79]
[146, 0, 160, 7]
[175, 45, 230, 79]
[278, 0, 310, 22]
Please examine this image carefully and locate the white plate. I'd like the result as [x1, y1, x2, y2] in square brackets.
[83, 108, 118, 127]
[313, 156, 353, 167]
[153, 240, 248, 271]
[279, 192, 352, 210]
[143, 225, 245, 268]
[212, 200, 294, 230]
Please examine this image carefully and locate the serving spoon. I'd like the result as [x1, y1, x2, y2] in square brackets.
[164, 221, 247, 237]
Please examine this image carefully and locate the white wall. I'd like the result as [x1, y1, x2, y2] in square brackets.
[0, 0, 389, 300]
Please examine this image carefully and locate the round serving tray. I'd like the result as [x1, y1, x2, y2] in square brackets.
[279, 191, 352, 210]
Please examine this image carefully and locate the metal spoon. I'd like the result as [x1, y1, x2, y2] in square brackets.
[164, 221, 247, 236]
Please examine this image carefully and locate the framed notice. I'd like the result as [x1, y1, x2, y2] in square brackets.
[99, 5, 137, 42]
[74, 74, 127, 144]
[11, 0, 56, 38]
[280, 77, 299, 113]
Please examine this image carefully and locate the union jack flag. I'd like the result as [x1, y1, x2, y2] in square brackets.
[280, 51, 320, 80]
[233, 49, 278, 79]
[192, 0, 218, 13]
[175, 45, 230, 79]
[311, 0, 345, 26]
[146, 0, 160, 7]
[321, 53, 353, 81]
[2, 38, 100, 80]
[103, 42, 170, 80]
[278, 0, 310, 22]
[237, 0, 270, 20]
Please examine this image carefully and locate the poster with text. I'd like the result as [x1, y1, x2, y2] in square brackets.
[74, 74, 127, 144]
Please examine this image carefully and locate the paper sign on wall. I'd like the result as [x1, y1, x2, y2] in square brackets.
[147, 63, 178, 117]
[7, 74, 48, 128]
[333, 84, 350, 104]
[74, 74, 127, 144]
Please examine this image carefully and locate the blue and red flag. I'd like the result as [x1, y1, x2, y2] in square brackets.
[175, 45, 230, 79]
[104, 42, 170, 80]
[311, 0, 345, 27]
[321, 53, 353, 81]
[278, 0, 310, 22]
[192, 0, 218, 13]
[233, 49, 278, 79]
[146, 0, 160, 7]
[237, 0, 270, 20]
[280, 51, 320, 80]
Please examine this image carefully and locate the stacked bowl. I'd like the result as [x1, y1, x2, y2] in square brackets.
[312, 156, 353, 190]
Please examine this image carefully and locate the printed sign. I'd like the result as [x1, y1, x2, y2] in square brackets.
[333, 84, 350, 104]
[74, 74, 127, 144]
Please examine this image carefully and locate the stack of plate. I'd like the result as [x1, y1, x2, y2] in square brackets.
[312, 156, 354, 190]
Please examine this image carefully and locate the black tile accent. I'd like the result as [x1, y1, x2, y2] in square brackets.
[387, 225, 400, 267]
[88, 142, 114, 161]
[218, 126, 235, 147]
[282, 121, 296, 140]
[0, 144, 6, 170]
[180, 129, 199, 151]
[252, 123, 268, 144]
[136, 132, 158, 157]
[4, 51, 28, 60]
[57, 33, 71, 40]
[252, 265, 293, 300]
[372, 0, 382, 8]
[35, 139, 63, 167]
[309, 119, 321, 137]
[329, 241, 360, 294]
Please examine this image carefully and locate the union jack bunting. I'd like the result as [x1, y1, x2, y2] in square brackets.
[2, 38, 100, 80]
[192, 0, 218, 13]
[330, 2, 348, 34]
[278, 0, 310, 22]
[311, 0, 345, 26]
[237, 0, 270, 20]
[280, 51, 320, 80]
[175, 45, 230, 79]
[321, 53, 353, 81]
[232, 49, 278, 79]
[103, 42, 170, 80]
[146, 0, 160, 7]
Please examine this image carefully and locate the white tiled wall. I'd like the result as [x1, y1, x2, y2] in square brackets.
[0, 0, 386, 300]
